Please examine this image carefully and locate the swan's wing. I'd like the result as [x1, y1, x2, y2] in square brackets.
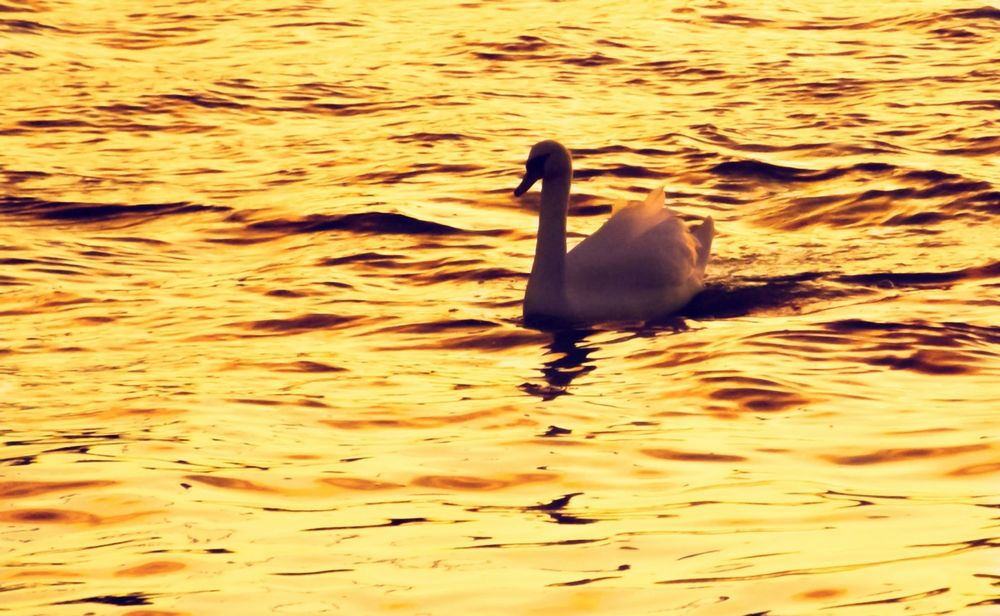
[561, 186, 715, 320]
[566, 186, 714, 294]
[691, 216, 714, 271]
[567, 186, 671, 266]
[568, 210, 701, 290]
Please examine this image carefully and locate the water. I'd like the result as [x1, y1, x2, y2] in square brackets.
[2, 1, 999, 613]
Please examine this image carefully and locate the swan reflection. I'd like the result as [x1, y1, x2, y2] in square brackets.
[519, 328, 598, 401]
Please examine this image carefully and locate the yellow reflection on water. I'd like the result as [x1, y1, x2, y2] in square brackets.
[2, 0, 999, 614]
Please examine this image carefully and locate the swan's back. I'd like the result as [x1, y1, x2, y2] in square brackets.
[565, 187, 713, 321]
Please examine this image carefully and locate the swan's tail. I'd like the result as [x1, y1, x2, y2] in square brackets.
[691, 216, 714, 271]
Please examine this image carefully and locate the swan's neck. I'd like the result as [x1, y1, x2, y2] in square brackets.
[525, 173, 570, 319]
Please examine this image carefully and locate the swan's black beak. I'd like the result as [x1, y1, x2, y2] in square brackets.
[513, 170, 541, 197]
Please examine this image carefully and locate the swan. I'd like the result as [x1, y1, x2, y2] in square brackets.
[514, 140, 714, 325]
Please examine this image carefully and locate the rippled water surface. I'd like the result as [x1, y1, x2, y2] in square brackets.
[3, 1, 999, 614]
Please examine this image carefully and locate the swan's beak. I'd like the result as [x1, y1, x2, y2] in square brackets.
[513, 169, 542, 197]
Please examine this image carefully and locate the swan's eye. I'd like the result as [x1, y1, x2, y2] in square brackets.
[526, 153, 550, 176]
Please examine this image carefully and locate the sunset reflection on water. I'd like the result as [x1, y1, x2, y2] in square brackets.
[2, 1, 999, 614]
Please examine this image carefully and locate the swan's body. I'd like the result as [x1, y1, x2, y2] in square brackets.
[514, 140, 714, 325]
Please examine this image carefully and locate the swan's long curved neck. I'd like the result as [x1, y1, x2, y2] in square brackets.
[525, 173, 571, 318]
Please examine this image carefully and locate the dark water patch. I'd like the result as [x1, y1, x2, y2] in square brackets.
[969, 190, 1000, 211]
[548, 575, 620, 587]
[272, 568, 354, 576]
[494, 35, 552, 53]
[414, 473, 553, 490]
[528, 492, 583, 511]
[0, 454, 36, 466]
[390, 132, 480, 143]
[574, 164, 665, 180]
[1, 168, 49, 184]
[1, 508, 101, 524]
[320, 251, 403, 267]
[185, 474, 274, 492]
[473, 50, 541, 62]
[238, 313, 359, 334]
[246, 212, 491, 237]
[520, 382, 570, 401]
[573, 145, 675, 157]
[826, 319, 1000, 356]
[883, 211, 948, 226]
[952, 99, 1000, 111]
[931, 27, 979, 38]
[868, 349, 977, 374]
[562, 52, 621, 67]
[0, 196, 230, 224]
[0, 480, 116, 498]
[1, 18, 60, 32]
[571, 203, 613, 216]
[272, 20, 365, 29]
[708, 386, 810, 413]
[540, 425, 572, 437]
[389, 318, 499, 335]
[53, 592, 152, 606]
[412, 264, 524, 285]
[310, 100, 420, 116]
[912, 180, 993, 199]
[306, 517, 429, 531]
[264, 289, 306, 298]
[277, 360, 346, 373]
[948, 462, 1000, 476]
[829, 587, 950, 608]
[824, 444, 987, 465]
[18, 118, 94, 129]
[710, 160, 846, 183]
[836, 261, 1000, 288]
[160, 92, 249, 110]
[681, 274, 845, 319]
[643, 448, 747, 463]
[706, 13, 773, 27]
[936, 138, 1000, 157]
[354, 163, 484, 184]
[460, 538, 603, 550]
[947, 6, 1000, 21]
[437, 329, 549, 351]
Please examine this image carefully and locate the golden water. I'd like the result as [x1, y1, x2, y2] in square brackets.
[2, 1, 999, 614]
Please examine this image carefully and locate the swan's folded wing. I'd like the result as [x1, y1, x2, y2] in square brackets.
[567, 188, 673, 266]
[567, 213, 700, 293]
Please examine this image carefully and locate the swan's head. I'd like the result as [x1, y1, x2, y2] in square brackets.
[514, 140, 572, 197]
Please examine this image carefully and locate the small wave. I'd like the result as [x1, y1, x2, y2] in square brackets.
[353, 163, 484, 184]
[680, 273, 845, 319]
[245, 211, 498, 237]
[18, 118, 94, 129]
[0, 196, 230, 224]
[836, 261, 1000, 288]
[683, 261, 1000, 319]
[159, 92, 249, 111]
[710, 160, 846, 183]
[238, 313, 359, 334]
[947, 6, 1000, 21]
[320, 252, 403, 267]
[310, 100, 421, 117]
[0, 18, 60, 33]
[390, 132, 481, 143]
[574, 164, 665, 180]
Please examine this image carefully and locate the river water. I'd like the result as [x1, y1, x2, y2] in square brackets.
[2, 1, 999, 614]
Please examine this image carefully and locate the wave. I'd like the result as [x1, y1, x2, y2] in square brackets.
[0, 196, 229, 224]
[243, 211, 503, 237]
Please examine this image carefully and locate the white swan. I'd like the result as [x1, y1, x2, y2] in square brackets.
[514, 140, 714, 325]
